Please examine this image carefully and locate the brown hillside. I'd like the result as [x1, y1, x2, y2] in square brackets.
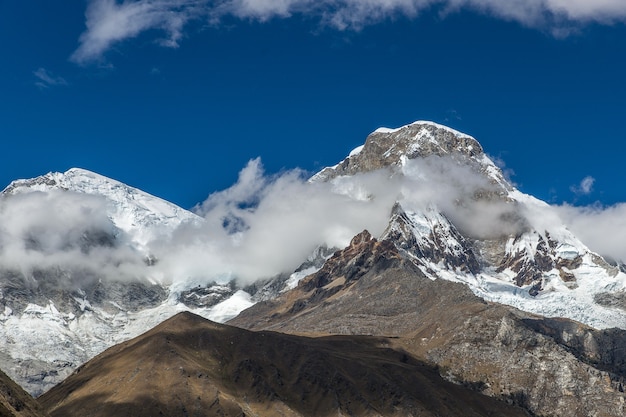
[0, 369, 49, 417]
[40, 311, 529, 417]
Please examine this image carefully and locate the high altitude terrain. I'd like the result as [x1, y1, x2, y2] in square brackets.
[0, 121, 624, 416]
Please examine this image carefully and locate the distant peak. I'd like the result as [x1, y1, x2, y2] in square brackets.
[147, 311, 224, 336]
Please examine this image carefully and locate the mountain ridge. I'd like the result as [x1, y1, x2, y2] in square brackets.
[0, 120, 624, 399]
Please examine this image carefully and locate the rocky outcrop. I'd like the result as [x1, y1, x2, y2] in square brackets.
[314, 122, 507, 188]
[382, 203, 481, 275]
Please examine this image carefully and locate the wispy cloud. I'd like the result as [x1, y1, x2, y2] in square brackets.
[33, 68, 68, 89]
[570, 175, 595, 196]
[556, 202, 626, 263]
[72, 0, 626, 64]
[71, 0, 201, 65]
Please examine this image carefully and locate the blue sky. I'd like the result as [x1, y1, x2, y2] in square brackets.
[1, 1, 626, 210]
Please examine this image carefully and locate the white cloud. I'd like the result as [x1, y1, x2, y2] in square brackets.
[0, 191, 147, 287]
[556, 203, 626, 263]
[33, 68, 68, 89]
[157, 159, 399, 284]
[1, 156, 624, 290]
[149, 155, 524, 286]
[73, 0, 626, 63]
[570, 175, 595, 196]
[71, 0, 200, 64]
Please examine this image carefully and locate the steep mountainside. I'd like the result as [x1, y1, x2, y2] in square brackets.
[3, 167, 201, 249]
[229, 121, 626, 417]
[0, 369, 49, 417]
[314, 121, 625, 329]
[230, 230, 626, 417]
[39, 311, 530, 417]
[1, 120, 625, 402]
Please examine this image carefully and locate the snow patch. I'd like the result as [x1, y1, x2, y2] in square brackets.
[204, 290, 253, 322]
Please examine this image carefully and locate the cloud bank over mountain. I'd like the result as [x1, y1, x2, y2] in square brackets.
[72, 0, 626, 63]
[1, 154, 624, 290]
[0, 190, 147, 287]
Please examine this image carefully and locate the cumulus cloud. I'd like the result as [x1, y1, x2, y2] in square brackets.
[33, 68, 68, 89]
[143, 154, 527, 286]
[72, 0, 626, 63]
[153, 159, 399, 285]
[398, 155, 525, 239]
[1, 153, 624, 292]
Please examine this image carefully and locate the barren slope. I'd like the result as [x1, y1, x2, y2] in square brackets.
[40, 311, 530, 417]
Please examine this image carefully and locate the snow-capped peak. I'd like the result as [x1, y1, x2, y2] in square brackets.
[312, 120, 509, 191]
[2, 167, 202, 248]
[310, 121, 626, 331]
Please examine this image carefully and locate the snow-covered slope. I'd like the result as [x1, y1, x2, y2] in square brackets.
[0, 168, 258, 395]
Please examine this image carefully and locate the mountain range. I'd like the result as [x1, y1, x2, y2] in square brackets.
[0, 121, 624, 416]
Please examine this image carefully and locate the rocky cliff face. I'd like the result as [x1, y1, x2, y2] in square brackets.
[382, 203, 480, 275]
[313, 121, 509, 191]
[1, 120, 625, 410]
[230, 120, 626, 416]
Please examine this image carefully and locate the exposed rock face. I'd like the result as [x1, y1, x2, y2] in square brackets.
[312, 122, 539, 290]
[382, 203, 480, 275]
[230, 230, 626, 417]
[39, 312, 530, 417]
[314, 122, 508, 190]
[412, 312, 626, 417]
[1, 120, 625, 411]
